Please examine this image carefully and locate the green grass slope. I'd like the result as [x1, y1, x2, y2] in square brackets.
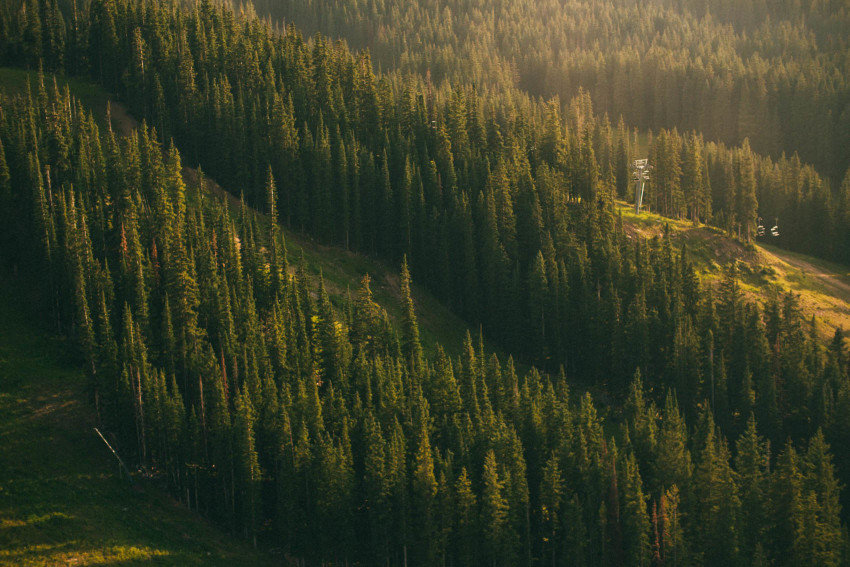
[617, 201, 850, 340]
[0, 275, 276, 566]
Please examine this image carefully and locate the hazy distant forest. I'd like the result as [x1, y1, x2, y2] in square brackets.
[1, 0, 849, 565]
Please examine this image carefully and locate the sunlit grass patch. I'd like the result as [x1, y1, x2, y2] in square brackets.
[0, 541, 171, 566]
[614, 199, 850, 340]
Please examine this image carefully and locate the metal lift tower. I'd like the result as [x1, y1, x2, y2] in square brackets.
[631, 159, 651, 214]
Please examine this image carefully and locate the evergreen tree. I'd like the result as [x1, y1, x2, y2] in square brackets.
[620, 450, 651, 567]
[482, 449, 515, 567]
[692, 404, 740, 566]
[735, 415, 769, 563]
[233, 387, 261, 545]
[540, 452, 565, 566]
[400, 256, 423, 376]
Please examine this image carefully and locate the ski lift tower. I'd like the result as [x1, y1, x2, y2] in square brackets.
[631, 159, 651, 214]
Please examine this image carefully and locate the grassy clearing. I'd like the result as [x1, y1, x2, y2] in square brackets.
[286, 234, 474, 356]
[0, 275, 276, 566]
[616, 200, 850, 340]
[755, 244, 850, 338]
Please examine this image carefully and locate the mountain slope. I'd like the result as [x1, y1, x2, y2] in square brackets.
[0, 65, 474, 356]
[0, 274, 276, 566]
[0, 66, 475, 565]
[0, 2, 848, 560]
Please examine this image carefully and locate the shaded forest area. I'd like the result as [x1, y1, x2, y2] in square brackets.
[0, 0, 849, 565]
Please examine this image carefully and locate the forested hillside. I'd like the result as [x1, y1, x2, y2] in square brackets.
[255, 0, 850, 185]
[4, 0, 850, 269]
[0, 0, 849, 566]
[245, 0, 850, 267]
[0, 271, 277, 566]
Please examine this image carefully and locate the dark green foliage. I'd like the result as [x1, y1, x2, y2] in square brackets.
[691, 404, 741, 566]
[0, 0, 847, 565]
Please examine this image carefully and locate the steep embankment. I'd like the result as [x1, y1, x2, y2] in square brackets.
[618, 202, 850, 340]
[756, 245, 850, 336]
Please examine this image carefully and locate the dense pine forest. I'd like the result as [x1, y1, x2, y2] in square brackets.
[1, 0, 849, 565]
[258, 0, 850, 187]
[250, 0, 850, 265]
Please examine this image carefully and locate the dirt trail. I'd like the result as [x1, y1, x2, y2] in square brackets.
[756, 245, 850, 338]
